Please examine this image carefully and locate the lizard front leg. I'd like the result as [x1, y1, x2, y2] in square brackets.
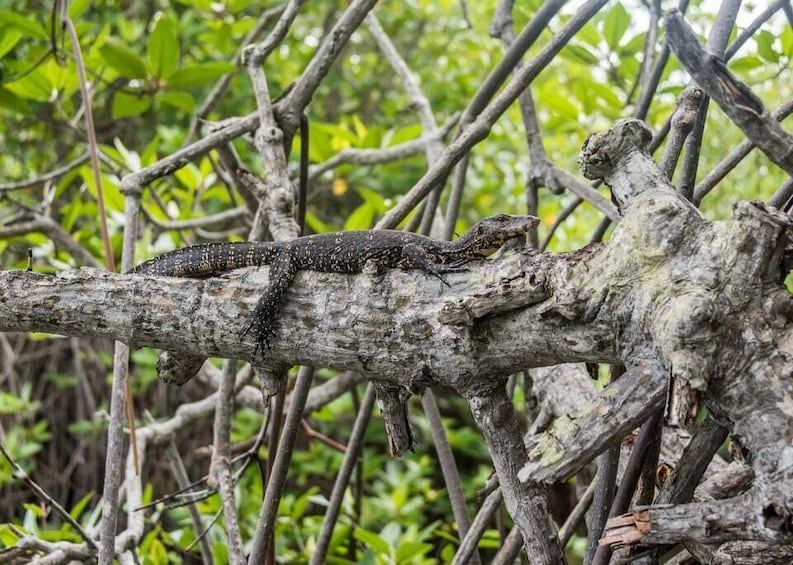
[401, 243, 465, 287]
[240, 251, 298, 357]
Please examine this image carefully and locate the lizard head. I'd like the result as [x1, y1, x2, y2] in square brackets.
[460, 214, 540, 257]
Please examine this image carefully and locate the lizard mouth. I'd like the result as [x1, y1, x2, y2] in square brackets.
[477, 247, 500, 257]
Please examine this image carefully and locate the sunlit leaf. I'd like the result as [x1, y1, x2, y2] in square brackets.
[166, 62, 236, 89]
[602, 3, 630, 50]
[68, 492, 94, 521]
[0, 11, 47, 39]
[148, 14, 179, 79]
[111, 90, 151, 119]
[395, 541, 432, 563]
[99, 37, 148, 79]
[782, 27, 793, 58]
[0, 28, 22, 58]
[156, 90, 195, 112]
[730, 55, 763, 72]
[561, 44, 600, 65]
[343, 201, 376, 230]
[4, 67, 52, 102]
[354, 528, 391, 555]
[755, 30, 779, 63]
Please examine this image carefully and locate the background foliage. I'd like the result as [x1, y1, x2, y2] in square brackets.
[1, 0, 791, 563]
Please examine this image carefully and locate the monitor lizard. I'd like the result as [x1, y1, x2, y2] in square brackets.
[130, 214, 539, 354]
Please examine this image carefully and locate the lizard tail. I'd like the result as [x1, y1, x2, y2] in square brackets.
[129, 242, 276, 277]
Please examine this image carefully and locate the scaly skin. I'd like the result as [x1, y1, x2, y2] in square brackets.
[131, 214, 539, 353]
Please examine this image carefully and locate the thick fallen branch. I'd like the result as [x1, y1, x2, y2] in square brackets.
[0, 248, 618, 392]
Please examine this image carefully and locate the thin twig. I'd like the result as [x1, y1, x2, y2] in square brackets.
[377, 0, 610, 230]
[541, 197, 583, 251]
[673, 1, 748, 199]
[559, 475, 596, 547]
[444, 0, 568, 234]
[0, 152, 90, 192]
[311, 383, 377, 565]
[249, 366, 315, 563]
[0, 442, 98, 550]
[694, 98, 793, 204]
[422, 391, 479, 563]
[159, 415, 214, 565]
[60, 5, 114, 272]
[452, 488, 501, 565]
[210, 359, 245, 562]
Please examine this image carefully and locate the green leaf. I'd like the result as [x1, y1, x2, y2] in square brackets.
[0, 11, 47, 39]
[166, 61, 236, 89]
[355, 186, 387, 212]
[0, 391, 40, 415]
[112, 90, 151, 119]
[781, 27, 793, 58]
[0, 28, 22, 58]
[602, 3, 630, 50]
[351, 114, 368, 141]
[586, 81, 622, 110]
[561, 44, 600, 65]
[729, 55, 763, 72]
[544, 90, 579, 120]
[172, 0, 213, 9]
[0, 524, 20, 547]
[577, 22, 601, 47]
[621, 32, 646, 56]
[174, 163, 202, 190]
[68, 491, 94, 520]
[99, 37, 148, 79]
[0, 86, 29, 113]
[80, 169, 126, 212]
[23, 503, 45, 518]
[4, 68, 52, 102]
[68, 0, 91, 19]
[756, 30, 779, 63]
[343, 202, 376, 230]
[354, 528, 391, 555]
[305, 211, 338, 234]
[291, 486, 320, 520]
[155, 90, 195, 112]
[148, 15, 179, 79]
[396, 541, 432, 563]
[385, 124, 422, 146]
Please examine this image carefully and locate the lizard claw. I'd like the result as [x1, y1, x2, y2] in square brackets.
[432, 272, 451, 288]
[239, 320, 275, 358]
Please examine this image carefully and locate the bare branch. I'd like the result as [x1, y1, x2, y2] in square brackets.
[0, 442, 97, 550]
[666, 11, 793, 175]
[0, 153, 90, 192]
[377, 0, 611, 230]
[249, 366, 315, 562]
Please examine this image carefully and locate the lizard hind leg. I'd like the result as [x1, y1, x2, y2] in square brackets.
[239, 252, 298, 357]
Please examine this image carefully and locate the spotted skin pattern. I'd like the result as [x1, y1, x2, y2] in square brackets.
[131, 214, 539, 354]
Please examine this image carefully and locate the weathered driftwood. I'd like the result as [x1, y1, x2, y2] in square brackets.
[3, 118, 793, 562]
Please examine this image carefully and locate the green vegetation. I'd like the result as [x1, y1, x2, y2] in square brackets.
[1, 1, 791, 563]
